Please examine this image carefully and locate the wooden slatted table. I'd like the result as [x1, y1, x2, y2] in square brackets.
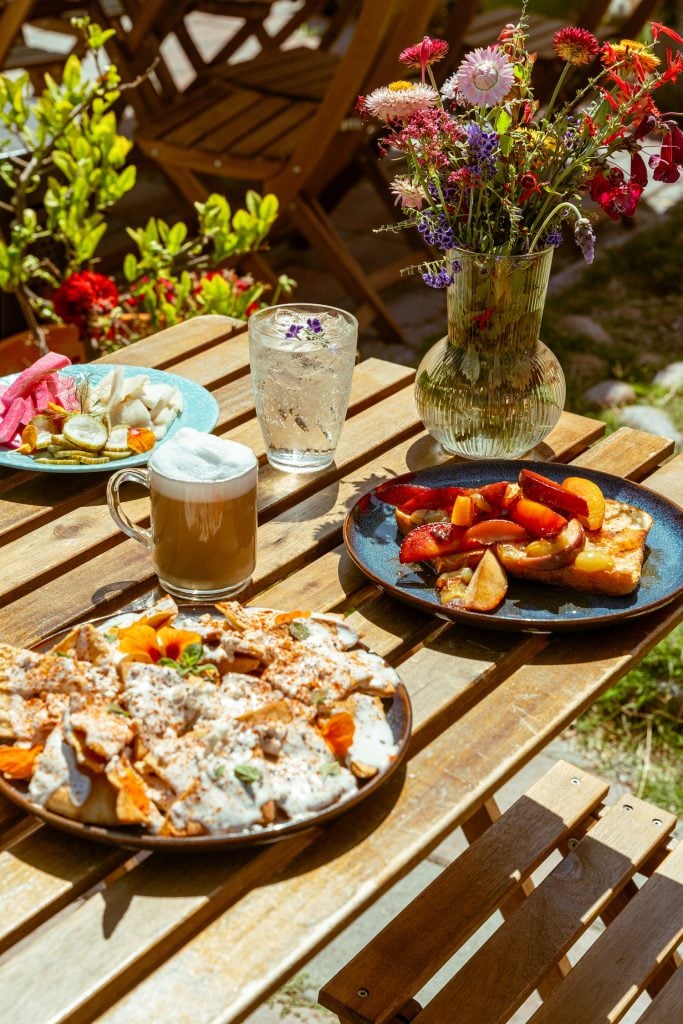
[0, 314, 681, 1024]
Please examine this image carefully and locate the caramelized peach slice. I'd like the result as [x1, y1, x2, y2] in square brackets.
[451, 494, 475, 527]
[562, 476, 606, 531]
[461, 519, 530, 547]
[442, 549, 508, 612]
[509, 498, 568, 539]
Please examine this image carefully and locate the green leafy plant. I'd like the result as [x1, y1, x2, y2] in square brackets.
[0, 19, 289, 359]
[0, 20, 131, 349]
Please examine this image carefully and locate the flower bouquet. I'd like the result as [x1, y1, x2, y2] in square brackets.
[359, 11, 683, 458]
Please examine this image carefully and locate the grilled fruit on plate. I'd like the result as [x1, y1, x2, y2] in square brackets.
[388, 471, 653, 610]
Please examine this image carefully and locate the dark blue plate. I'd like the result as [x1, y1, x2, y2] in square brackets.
[343, 460, 683, 633]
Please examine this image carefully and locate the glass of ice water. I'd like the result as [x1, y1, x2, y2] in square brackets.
[248, 303, 358, 473]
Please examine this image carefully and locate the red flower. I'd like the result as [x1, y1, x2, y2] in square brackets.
[630, 152, 648, 188]
[126, 276, 175, 309]
[399, 36, 449, 82]
[650, 21, 683, 44]
[52, 271, 119, 337]
[553, 27, 599, 65]
[518, 172, 542, 203]
[589, 168, 643, 219]
[648, 127, 683, 183]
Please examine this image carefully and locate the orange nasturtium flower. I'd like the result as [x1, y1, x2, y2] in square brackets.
[0, 744, 43, 779]
[127, 427, 156, 454]
[319, 712, 355, 758]
[117, 623, 201, 664]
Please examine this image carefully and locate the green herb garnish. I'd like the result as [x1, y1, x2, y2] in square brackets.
[311, 689, 330, 707]
[56, 651, 70, 658]
[234, 763, 262, 783]
[106, 704, 132, 717]
[289, 621, 310, 641]
[319, 761, 341, 777]
[159, 643, 217, 679]
[102, 631, 118, 642]
[213, 764, 226, 780]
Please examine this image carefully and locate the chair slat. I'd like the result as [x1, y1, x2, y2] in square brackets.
[413, 795, 677, 1024]
[319, 762, 608, 1024]
[636, 965, 683, 1024]
[528, 842, 683, 1024]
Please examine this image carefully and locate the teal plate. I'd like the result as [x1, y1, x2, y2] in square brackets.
[344, 460, 683, 633]
[0, 364, 219, 473]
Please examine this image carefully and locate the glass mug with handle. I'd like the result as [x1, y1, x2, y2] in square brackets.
[106, 427, 258, 600]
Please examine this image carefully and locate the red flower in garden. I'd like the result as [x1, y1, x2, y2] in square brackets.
[52, 271, 119, 337]
[553, 27, 599, 66]
[399, 36, 449, 82]
[589, 168, 643, 219]
[126, 276, 175, 309]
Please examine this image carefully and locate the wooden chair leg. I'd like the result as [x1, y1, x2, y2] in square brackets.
[462, 797, 572, 998]
[289, 195, 408, 346]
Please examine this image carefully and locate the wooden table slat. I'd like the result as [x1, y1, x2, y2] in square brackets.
[97, 315, 244, 370]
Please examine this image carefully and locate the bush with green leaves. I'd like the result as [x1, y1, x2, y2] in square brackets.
[0, 19, 286, 356]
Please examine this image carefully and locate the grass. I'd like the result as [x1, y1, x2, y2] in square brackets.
[572, 624, 683, 814]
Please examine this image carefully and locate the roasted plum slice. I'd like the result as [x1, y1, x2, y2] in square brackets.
[509, 497, 568, 539]
[399, 522, 465, 564]
[518, 468, 589, 519]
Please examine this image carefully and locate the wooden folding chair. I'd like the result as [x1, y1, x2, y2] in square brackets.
[0, 0, 86, 82]
[319, 759, 683, 1024]
[134, 0, 439, 345]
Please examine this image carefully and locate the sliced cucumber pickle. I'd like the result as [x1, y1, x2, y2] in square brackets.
[34, 458, 81, 465]
[62, 414, 109, 452]
[76, 455, 111, 465]
[102, 449, 132, 460]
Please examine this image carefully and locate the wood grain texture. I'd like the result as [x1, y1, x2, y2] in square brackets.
[319, 762, 609, 1024]
[635, 965, 683, 1023]
[413, 795, 677, 1024]
[527, 841, 683, 1024]
[98, 315, 244, 369]
[570, 427, 674, 479]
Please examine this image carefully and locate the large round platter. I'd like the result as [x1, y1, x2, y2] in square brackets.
[0, 605, 412, 850]
[0, 364, 219, 473]
[344, 460, 683, 633]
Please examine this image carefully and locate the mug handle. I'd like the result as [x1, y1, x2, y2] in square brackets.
[106, 468, 152, 549]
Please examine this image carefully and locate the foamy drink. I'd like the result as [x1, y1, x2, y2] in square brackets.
[106, 428, 258, 599]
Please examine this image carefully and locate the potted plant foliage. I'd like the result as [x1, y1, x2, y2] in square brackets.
[0, 19, 287, 371]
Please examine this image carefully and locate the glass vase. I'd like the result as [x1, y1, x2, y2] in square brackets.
[414, 247, 565, 459]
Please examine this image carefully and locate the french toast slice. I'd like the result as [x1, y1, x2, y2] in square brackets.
[496, 499, 653, 596]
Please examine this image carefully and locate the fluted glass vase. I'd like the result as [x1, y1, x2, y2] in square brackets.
[414, 247, 565, 459]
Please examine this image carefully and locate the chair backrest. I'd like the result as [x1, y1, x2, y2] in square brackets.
[267, 0, 439, 203]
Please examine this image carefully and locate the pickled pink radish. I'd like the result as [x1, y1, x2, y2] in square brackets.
[0, 353, 76, 448]
[0, 352, 70, 408]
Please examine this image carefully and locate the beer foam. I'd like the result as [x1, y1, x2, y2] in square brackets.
[150, 428, 257, 499]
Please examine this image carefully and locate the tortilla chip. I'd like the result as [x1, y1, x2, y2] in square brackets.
[47, 774, 120, 825]
[51, 623, 113, 665]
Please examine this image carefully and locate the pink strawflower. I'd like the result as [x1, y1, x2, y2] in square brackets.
[553, 27, 599, 66]
[390, 176, 425, 209]
[450, 46, 514, 108]
[399, 36, 449, 82]
[365, 81, 438, 122]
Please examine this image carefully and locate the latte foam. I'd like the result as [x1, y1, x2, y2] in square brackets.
[149, 428, 257, 500]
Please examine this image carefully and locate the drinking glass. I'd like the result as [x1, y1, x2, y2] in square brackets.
[249, 303, 358, 472]
[106, 429, 258, 600]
